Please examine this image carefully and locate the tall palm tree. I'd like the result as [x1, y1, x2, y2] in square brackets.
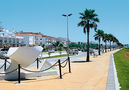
[107, 34, 114, 51]
[112, 36, 118, 50]
[102, 33, 108, 52]
[114, 38, 120, 49]
[94, 30, 104, 55]
[78, 9, 99, 62]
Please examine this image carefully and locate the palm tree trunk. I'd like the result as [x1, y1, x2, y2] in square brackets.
[86, 20, 90, 62]
[98, 38, 101, 55]
[105, 41, 107, 52]
[113, 42, 114, 50]
[110, 41, 111, 51]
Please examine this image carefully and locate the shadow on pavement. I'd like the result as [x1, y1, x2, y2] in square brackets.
[72, 60, 94, 63]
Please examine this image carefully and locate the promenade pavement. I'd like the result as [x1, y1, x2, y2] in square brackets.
[0, 50, 117, 90]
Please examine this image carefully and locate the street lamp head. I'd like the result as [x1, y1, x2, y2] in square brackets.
[62, 14, 72, 17]
[68, 14, 72, 16]
[62, 14, 67, 17]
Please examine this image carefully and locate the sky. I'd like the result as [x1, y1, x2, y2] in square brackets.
[0, 0, 129, 44]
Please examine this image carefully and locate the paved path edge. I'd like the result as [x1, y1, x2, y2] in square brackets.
[106, 50, 120, 90]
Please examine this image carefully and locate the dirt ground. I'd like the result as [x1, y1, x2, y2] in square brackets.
[124, 52, 129, 59]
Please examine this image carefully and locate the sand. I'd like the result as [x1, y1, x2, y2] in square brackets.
[0, 50, 117, 90]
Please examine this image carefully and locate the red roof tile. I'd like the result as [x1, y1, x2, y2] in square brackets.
[16, 32, 57, 39]
[16, 32, 42, 36]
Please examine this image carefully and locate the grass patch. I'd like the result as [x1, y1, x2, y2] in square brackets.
[39, 54, 69, 59]
[114, 48, 129, 90]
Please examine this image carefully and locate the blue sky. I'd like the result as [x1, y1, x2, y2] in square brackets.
[0, 0, 129, 44]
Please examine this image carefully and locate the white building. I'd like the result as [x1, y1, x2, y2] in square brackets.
[56, 37, 67, 47]
[16, 32, 57, 46]
[16, 32, 43, 46]
[0, 27, 69, 47]
[0, 27, 24, 47]
[42, 35, 57, 45]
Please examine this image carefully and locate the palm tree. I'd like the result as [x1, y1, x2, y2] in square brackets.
[117, 42, 123, 48]
[78, 9, 99, 62]
[102, 33, 108, 52]
[94, 30, 104, 55]
[112, 36, 118, 50]
[115, 38, 120, 49]
[107, 34, 114, 51]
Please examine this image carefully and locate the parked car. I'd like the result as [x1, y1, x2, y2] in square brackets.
[72, 49, 78, 55]
[68, 49, 78, 55]
[0, 48, 9, 58]
[81, 48, 87, 52]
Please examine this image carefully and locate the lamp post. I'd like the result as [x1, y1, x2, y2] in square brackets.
[62, 14, 72, 57]
[62, 13, 72, 73]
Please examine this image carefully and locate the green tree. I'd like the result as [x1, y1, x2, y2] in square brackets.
[112, 36, 118, 49]
[94, 29, 104, 55]
[58, 43, 63, 55]
[0, 40, 2, 47]
[53, 41, 62, 51]
[107, 34, 114, 51]
[69, 42, 80, 49]
[78, 9, 99, 62]
[102, 33, 109, 52]
[41, 44, 45, 48]
[41, 44, 45, 51]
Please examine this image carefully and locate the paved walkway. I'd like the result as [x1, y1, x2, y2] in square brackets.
[106, 54, 115, 90]
[106, 50, 120, 90]
[0, 50, 118, 90]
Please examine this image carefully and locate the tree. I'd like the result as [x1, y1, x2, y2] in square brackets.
[41, 44, 45, 48]
[0, 40, 2, 47]
[78, 9, 99, 62]
[107, 34, 114, 51]
[69, 42, 80, 49]
[94, 29, 104, 55]
[112, 36, 118, 49]
[102, 33, 109, 52]
[53, 41, 60, 51]
[58, 43, 63, 55]
[53, 41, 64, 54]
[41, 44, 45, 51]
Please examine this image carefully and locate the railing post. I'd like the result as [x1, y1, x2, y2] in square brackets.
[68, 56, 71, 73]
[58, 59, 62, 79]
[4, 58, 7, 71]
[37, 58, 39, 69]
[18, 64, 21, 83]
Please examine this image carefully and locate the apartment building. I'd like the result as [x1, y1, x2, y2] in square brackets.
[16, 32, 57, 46]
[16, 32, 43, 46]
[0, 26, 67, 47]
[0, 27, 24, 47]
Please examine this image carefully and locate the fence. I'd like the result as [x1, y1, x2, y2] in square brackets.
[0, 58, 11, 71]
[0, 57, 71, 84]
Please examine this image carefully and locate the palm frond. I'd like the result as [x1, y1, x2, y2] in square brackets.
[78, 8, 99, 34]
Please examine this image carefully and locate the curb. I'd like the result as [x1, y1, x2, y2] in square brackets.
[106, 50, 120, 90]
